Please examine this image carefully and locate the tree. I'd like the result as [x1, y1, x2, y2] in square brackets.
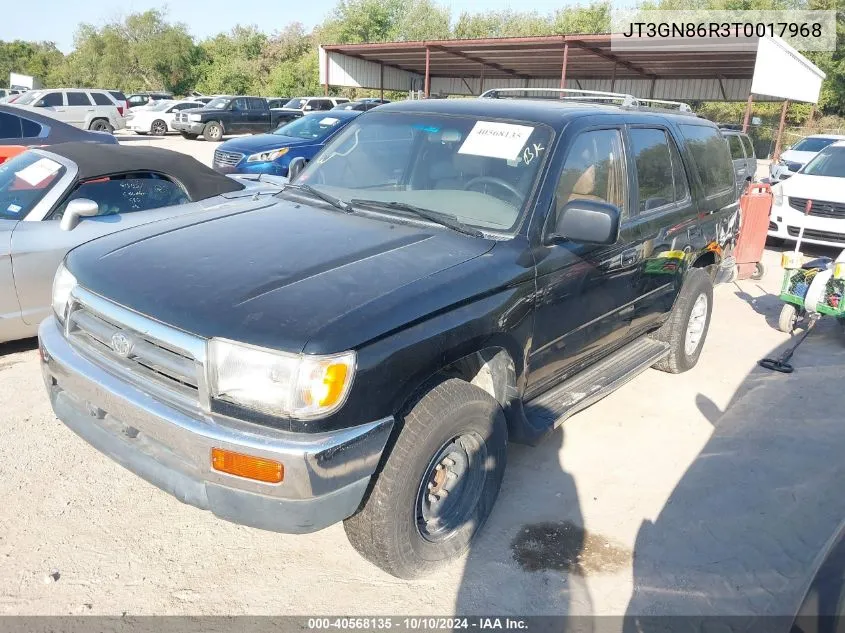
[453, 9, 554, 38]
[0, 40, 64, 87]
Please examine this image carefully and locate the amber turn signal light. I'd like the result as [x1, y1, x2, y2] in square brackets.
[211, 448, 284, 484]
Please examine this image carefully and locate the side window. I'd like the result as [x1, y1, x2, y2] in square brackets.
[91, 92, 113, 106]
[128, 95, 146, 106]
[67, 92, 92, 106]
[233, 98, 249, 111]
[629, 127, 689, 214]
[740, 134, 755, 158]
[679, 125, 735, 198]
[726, 134, 745, 160]
[40, 92, 63, 107]
[249, 97, 265, 110]
[314, 100, 333, 111]
[0, 112, 22, 139]
[51, 174, 190, 220]
[21, 118, 42, 138]
[553, 129, 627, 220]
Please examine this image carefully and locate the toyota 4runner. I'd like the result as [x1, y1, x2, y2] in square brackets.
[39, 90, 739, 579]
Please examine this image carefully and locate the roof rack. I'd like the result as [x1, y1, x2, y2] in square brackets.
[478, 87, 693, 113]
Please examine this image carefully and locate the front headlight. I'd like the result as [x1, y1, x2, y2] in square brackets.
[773, 184, 784, 207]
[208, 338, 356, 420]
[52, 262, 77, 324]
[246, 148, 289, 163]
[188, 113, 203, 122]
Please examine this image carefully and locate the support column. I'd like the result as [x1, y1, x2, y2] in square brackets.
[773, 100, 790, 161]
[323, 50, 329, 96]
[379, 63, 384, 101]
[424, 46, 431, 98]
[559, 42, 569, 95]
[479, 65, 484, 95]
[742, 93, 753, 133]
[610, 62, 617, 92]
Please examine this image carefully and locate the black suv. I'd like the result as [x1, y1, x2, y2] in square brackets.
[40, 93, 738, 578]
[171, 95, 287, 141]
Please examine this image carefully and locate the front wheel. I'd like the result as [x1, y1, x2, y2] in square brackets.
[652, 268, 714, 374]
[150, 119, 168, 136]
[343, 378, 507, 579]
[203, 121, 223, 142]
[778, 303, 799, 333]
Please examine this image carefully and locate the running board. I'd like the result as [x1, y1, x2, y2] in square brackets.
[522, 337, 670, 443]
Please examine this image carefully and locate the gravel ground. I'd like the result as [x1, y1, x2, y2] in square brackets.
[0, 136, 840, 618]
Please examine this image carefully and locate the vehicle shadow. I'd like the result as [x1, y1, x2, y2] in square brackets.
[0, 336, 38, 359]
[114, 134, 167, 141]
[624, 316, 845, 631]
[731, 280, 785, 331]
[454, 424, 604, 630]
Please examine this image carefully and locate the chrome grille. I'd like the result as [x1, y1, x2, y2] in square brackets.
[789, 197, 845, 219]
[214, 149, 243, 167]
[66, 293, 203, 407]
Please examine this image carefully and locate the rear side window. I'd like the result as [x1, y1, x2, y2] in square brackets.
[67, 92, 92, 106]
[51, 173, 191, 220]
[554, 128, 627, 219]
[92, 92, 114, 106]
[726, 134, 745, 160]
[629, 128, 689, 214]
[109, 91, 127, 102]
[311, 100, 333, 111]
[21, 118, 41, 137]
[680, 125, 734, 197]
[0, 112, 22, 139]
[40, 92, 63, 107]
[740, 134, 755, 158]
[249, 97, 266, 110]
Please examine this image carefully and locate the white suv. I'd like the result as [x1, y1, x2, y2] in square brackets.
[277, 97, 350, 112]
[11, 88, 125, 132]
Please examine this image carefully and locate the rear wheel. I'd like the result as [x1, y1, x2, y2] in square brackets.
[778, 304, 799, 333]
[89, 118, 112, 133]
[652, 268, 714, 374]
[751, 261, 766, 281]
[203, 121, 223, 142]
[150, 119, 167, 136]
[343, 378, 507, 579]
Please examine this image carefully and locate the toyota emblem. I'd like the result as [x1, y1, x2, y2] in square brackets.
[111, 332, 134, 358]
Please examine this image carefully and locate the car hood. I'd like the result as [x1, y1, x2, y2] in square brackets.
[781, 173, 845, 202]
[780, 149, 820, 166]
[220, 134, 315, 154]
[66, 199, 494, 353]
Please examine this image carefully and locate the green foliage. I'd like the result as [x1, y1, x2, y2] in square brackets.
[0, 40, 63, 88]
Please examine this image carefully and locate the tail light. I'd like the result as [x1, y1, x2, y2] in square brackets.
[116, 102, 126, 116]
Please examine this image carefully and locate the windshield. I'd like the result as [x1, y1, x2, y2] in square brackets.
[149, 100, 174, 111]
[14, 91, 40, 105]
[292, 111, 553, 233]
[0, 152, 66, 220]
[274, 114, 348, 139]
[206, 97, 231, 110]
[284, 98, 308, 109]
[801, 146, 845, 178]
[792, 137, 839, 153]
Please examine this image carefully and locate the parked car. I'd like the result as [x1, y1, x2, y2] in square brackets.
[332, 99, 389, 112]
[720, 128, 757, 194]
[126, 91, 174, 109]
[171, 96, 289, 141]
[11, 89, 125, 132]
[269, 108, 304, 128]
[0, 88, 23, 100]
[212, 110, 361, 176]
[265, 98, 290, 109]
[126, 99, 205, 135]
[107, 90, 130, 117]
[277, 96, 350, 113]
[0, 104, 119, 149]
[192, 96, 216, 105]
[769, 140, 845, 248]
[770, 134, 845, 182]
[38, 96, 738, 579]
[0, 142, 283, 343]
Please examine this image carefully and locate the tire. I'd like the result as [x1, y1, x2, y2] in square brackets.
[180, 132, 198, 140]
[652, 268, 714, 374]
[89, 119, 112, 133]
[150, 119, 167, 136]
[751, 261, 766, 281]
[343, 378, 508, 579]
[778, 304, 798, 333]
[202, 121, 223, 142]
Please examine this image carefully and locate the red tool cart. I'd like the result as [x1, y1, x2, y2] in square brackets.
[734, 182, 774, 280]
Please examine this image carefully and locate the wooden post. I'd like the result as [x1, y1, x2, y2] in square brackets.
[742, 93, 753, 133]
[773, 100, 790, 161]
[424, 46, 431, 98]
[559, 42, 569, 95]
[379, 63, 384, 101]
[323, 49, 329, 96]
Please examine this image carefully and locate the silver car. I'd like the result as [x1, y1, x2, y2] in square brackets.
[0, 143, 283, 344]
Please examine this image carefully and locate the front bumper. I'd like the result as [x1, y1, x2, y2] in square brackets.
[768, 202, 845, 248]
[38, 317, 393, 534]
[172, 121, 206, 135]
[213, 159, 288, 176]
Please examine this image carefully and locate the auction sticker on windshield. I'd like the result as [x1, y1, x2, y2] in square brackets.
[320, 117, 339, 125]
[458, 121, 534, 160]
[16, 158, 61, 187]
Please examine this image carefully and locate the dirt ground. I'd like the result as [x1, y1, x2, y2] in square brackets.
[0, 136, 842, 618]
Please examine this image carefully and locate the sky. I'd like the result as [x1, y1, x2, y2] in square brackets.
[1, 0, 575, 52]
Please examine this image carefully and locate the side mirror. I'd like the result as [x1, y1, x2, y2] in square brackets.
[34, 100, 46, 107]
[548, 199, 621, 245]
[60, 198, 99, 231]
[288, 157, 307, 181]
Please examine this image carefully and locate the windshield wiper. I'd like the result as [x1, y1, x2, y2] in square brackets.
[284, 183, 353, 213]
[350, 199, 483, 237]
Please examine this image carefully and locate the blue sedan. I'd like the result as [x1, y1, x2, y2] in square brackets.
[211, 110, 362, 176]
